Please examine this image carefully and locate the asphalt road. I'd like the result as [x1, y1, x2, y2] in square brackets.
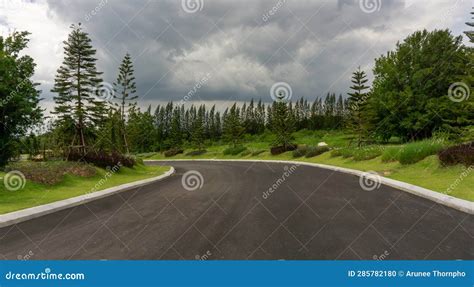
[1, 161, 472, 260]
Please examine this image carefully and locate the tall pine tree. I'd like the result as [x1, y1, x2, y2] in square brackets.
[113, 53, 137, 153]
[52, 23, 106, 155]
[347, 67, 370, 147]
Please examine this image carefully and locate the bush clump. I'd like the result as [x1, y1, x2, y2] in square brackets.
[270, 144, 297, 155]
[398, 139, 446, 165]
[305, 146, 330, 158]
[68, 150, 135, 168]
[292, 145, 308, 158]
[352, 146, 383, 161]
[240, 150, 251, 156]
[185, 150, 207, 156]
[164, 148, 184, 157]
[223, 146, 247, 155]
[438, 142, 474, 167]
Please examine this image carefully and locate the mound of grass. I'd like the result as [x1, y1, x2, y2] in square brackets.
[381, 146, 403, 162]
[185, 150, 207, 156]
[241, 150, 251, 156]
[223, 146, 247, 155]
[251, 150, 266, 156]
[6, 161, 96, 185]
[164, 148, 184, 157]
[352, 146, 383, 161]
[292, 145, 308, 158]
[438, 141, 474, 167]
[398, 139, 447, 165]
[305, 146, 330, 158]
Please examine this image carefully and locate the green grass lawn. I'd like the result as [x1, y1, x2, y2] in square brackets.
[143, 130, 473, 202]
[0, 165, 170, 214]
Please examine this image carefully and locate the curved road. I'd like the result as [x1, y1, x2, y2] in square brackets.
[1, 161, 472, 260]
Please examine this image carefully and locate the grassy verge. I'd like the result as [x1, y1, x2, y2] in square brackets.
[0, 164, 170, 214]
[142, 131, 473, 202]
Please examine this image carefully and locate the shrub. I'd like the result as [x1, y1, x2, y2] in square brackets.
[6, 161, 96, 185]
[164, 148, 184, 157]
[270, 144, 297, 155]
[185, 150, 207, 156]
[241, 150, 251, 156]
[223, 146, 247, 155]
[398, 139, 446, 165]
[381, 146, 402, 162]
[68, 150, 135, 168]
[251, 150, 266, 156]
[305, 146, 330, 158]
[352, 147, 383, 161]
[438, 142, 474, 167]
[292, 145, 308, 158]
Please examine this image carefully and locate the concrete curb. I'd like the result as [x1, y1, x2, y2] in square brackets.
[146, 159, 473, 215]
[0, 167, 175, 228]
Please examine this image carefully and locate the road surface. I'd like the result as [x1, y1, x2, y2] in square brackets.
[1, 161, 472, 260]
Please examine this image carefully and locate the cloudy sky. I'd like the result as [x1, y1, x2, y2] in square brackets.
[1, 0, 472, 112]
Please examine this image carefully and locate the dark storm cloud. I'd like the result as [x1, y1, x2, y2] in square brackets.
[43, 0, 465, 103]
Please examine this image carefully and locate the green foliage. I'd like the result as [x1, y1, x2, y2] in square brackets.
[251, 150, 266, 156]
[164, 148, 184, 157]
[352, 146, 383, 161]
[368, 29, 473, 142]
[398, 139, 447, 165]
[292, 145, 308, 158]
[185, 150, 207, 156]
[223, 145, 247, 155]
[381, 146, 402, 162]
[0, 31, 43, 166]
[305, 146, 330, 158]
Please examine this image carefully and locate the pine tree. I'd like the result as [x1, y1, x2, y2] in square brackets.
[223, 103, 244, 147]
[271, 102, 295, 149]
[347, 66, 370, 147]
[51, 23, 105, 155]
[113, 53, 137, 153]
[191, 105, 206, 150]
[465, 8, 474, 43]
